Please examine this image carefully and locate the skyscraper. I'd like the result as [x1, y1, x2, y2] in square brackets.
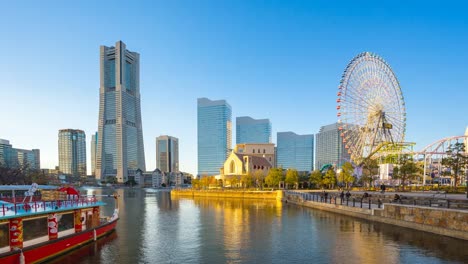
[197, 98, 232, 176]
[58, 129, 87, 177]
[277, 132, 314, 172]
[236, 116, 271, 144]
[96, 41, 146, 183]
[91, 132, 98, 176]
[315, 123, 350, 170]
[156, 135, 179, 173]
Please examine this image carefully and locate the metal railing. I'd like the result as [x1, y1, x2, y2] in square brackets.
[285, 191, 382, 210]
[1, 197, 99, 217]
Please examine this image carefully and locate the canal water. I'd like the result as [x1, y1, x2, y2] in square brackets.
[52, 188, 468, 264]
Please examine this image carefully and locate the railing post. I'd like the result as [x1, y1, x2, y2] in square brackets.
[353, 198, 355, 207]
[360, 199, 363, 208]
[369, 199, 371, 209]
[378, 199, 382, 209]
[447, 200, 450, 208]
[334, 196, 337, 205]
[429, 200, 431, 207]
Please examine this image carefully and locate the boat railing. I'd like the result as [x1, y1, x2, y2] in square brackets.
[0, 197, 99, 217]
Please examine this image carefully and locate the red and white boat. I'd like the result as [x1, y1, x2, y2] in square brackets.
[0, 184, 119, 264]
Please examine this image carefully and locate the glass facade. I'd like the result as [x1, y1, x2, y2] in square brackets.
[91, 132, 98, 176]
[197, 98, 232, 176]
[156, 135, 179, 173]
[236, 116, 271, 144]
[315, 123, 350, 170]
[0, 139, 40, 170]
[277, 132, 314, 172]
[96, 41, 146, 182]
[58, 129, 87, 177]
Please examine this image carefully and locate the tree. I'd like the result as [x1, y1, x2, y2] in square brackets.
[241, 173, 254, 188]
[441, 142, 468, 188]
[309, 170, 323, 189]
[265, 168, 284, 188]
[339, 162, 355, 189]
[229, 175, 239, 188]
[252, 170, 266, 189]
[322, 168, 337, 189]
[285, 169, 299, 189]
[393, 155, 420, 190]
[361, 159, 379, 188]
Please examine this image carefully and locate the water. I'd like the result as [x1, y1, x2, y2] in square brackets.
[52, 188, 468, 264]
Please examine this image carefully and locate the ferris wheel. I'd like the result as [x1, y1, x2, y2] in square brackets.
[337, 52, 406, 165]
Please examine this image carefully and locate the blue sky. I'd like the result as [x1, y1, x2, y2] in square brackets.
[1, 1, 467, 175]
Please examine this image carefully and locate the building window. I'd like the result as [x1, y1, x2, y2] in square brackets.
[253, 149, 255, 153]
[230, 160, 235, 174]
[258, 149, 260, 153]
[263, 149, 265, 153]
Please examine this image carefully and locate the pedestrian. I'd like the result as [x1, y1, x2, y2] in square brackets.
[340, 191, 345, 201]
[345, 190, 351, 200]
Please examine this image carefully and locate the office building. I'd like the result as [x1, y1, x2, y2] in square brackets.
[315, 123, 350, 170]
[156, 135, 179, 173]
[277, 132, 314, 172]
[96, 41, 146, 183]
[0, 139, 40, 170]
[58, 129, 87, 177]
[197, 97, 232, 176]
[236, 116, 271, 144]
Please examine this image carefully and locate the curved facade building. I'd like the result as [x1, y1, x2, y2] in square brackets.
[197, 98, 232, 176]
[96, 41, 146, 183]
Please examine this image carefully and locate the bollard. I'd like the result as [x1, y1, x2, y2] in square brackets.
[378, 199, 382, 209]
[360, 199, 363, 208]
[353, 198, 355, 207]
[369, 199, 371, 209]
[447, 200, 450, 208]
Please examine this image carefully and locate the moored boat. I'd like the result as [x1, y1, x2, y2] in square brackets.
[0, 184, 119, 264]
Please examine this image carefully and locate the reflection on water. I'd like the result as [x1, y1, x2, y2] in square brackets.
[65, 188, 468, 264]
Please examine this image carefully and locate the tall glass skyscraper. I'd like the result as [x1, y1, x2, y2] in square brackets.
[236, 116, 271, 144]
[156, 135, 179, 173]
[96, 41, 146, 183]
[197, 98, 232, 176]
[91, 132, 98, 176]
[58, 129, 87, 177]
[315, 123, 350, 170]
[277, 132, 314, 172]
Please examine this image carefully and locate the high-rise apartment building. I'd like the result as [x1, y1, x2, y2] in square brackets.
[0, 139, 40, 170]
[236, 116, 271, 144]
[197, 98, 232, 176]
[156, 135, 179, 173]
[96, 41, 146, 183]
[315, 123, 350, 170]
[91, 132, 98, 176]
[58, 129, 87, 177]
[277, 132, 314, 172]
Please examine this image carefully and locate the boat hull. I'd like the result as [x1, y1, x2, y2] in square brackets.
[0, 219, 118, 264]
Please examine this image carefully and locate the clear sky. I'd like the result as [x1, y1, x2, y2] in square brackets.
[1, 1, 467, 176]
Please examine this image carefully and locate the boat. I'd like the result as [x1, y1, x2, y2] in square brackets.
[0, 184, 119, 264]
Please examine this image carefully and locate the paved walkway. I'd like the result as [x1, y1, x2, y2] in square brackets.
[302, 190, 468, 200]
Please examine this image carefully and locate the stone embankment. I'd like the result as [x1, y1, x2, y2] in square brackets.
[284, 191, 468, 241]
[171, 189, 283, 200]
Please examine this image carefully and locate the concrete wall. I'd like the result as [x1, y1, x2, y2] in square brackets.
[283, 192, 468, 241]
[171, 190, 281, 200]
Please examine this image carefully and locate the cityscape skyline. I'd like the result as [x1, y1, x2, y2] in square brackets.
[1, 1, 467, 176]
